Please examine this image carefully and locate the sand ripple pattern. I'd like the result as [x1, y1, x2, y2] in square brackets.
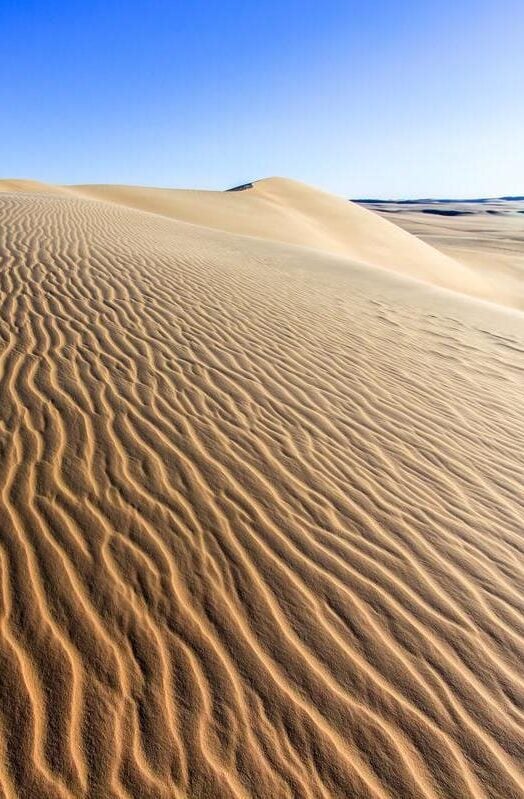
[0, 193, 523, 798]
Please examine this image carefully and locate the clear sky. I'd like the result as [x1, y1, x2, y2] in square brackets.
[1, 1, 523, 197]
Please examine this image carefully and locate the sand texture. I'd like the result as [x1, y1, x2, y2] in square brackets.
[0, 178, 523, 798]
[359, 197, 524, 311]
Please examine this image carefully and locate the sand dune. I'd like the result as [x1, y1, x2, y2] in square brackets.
[1, 177, 504, 304]
[360, 197, 524, 311]
[0, 179, 78, 197]
[0, 180, 523, 798]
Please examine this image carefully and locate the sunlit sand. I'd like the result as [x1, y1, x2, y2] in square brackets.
[0, 178, 522, 798]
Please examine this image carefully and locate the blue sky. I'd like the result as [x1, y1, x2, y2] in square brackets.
[1, 1, 523, 197]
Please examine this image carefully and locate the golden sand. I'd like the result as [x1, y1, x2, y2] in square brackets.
[0, 178, 522, 798]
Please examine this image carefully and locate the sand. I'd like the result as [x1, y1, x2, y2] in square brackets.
[359, 197, 524, 311]
[0, 178, 523, 798]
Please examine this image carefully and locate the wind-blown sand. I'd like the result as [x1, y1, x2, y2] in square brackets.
[0, 178, 523, 798]
[359, 196, 524, 311]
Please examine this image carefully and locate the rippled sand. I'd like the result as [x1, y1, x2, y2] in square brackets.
[0, 178, 522, 798]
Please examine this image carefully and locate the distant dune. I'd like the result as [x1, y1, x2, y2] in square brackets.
[358, 196, 524, 310]
[0, 178, 523, 798]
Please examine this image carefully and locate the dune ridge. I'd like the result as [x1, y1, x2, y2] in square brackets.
[1, 177, 505, 305]
[0, 181, 523, 798]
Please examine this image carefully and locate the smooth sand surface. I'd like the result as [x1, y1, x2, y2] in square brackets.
[360, 198, 524, 310]
[0, 178, 523, 798]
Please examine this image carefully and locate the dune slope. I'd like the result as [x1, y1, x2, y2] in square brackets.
[2, 177, 501, 304]
[77, 178, 501, 301]
[360, 198, 524, 311]
[0, 185, 523, 799]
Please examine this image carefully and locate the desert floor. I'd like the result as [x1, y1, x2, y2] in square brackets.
[0, 178, 523, 798]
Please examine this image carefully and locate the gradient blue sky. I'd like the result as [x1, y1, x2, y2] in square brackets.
[1, 1, 523, 197]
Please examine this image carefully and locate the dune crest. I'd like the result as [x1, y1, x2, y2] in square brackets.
[2, 176, 504, 304]
[0, 182, 522, 798]
[74, 177, 500, 302]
